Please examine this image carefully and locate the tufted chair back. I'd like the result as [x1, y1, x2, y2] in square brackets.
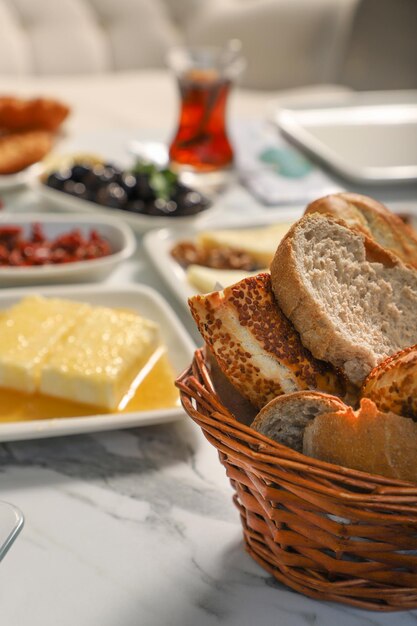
[0, 0, 181, 75]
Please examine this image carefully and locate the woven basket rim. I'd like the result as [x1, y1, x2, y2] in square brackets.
[177, 349, 417, 493]
[176, 349, 417, 611]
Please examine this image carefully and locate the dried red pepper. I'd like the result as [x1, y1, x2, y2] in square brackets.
[0, 223, 111, 266]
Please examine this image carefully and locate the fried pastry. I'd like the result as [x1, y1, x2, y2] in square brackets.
[0, 97, 70, 133]
[0, 131, 53, 174]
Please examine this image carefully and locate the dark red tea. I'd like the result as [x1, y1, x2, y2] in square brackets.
[169, 69, 234, 172]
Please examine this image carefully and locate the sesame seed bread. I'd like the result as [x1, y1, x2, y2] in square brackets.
[188, 273, 345, 409]
[305, 193, 417, 269]
[270, 213, 417, 386]
[252, 391, 346, 451]
[303, 398, 417, 482]
[361, 345, 417, 420]
[204, 346, 257, 426]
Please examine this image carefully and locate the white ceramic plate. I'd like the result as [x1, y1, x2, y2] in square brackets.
[0, 163, 43, 190]
[276, 93, 417, 184]
[0, 284, 195, 442]
[143, 210, 303, 310]
[37, 182, 219, 234]
[144, 203, 417, 310]
[0, 213, 136, 286]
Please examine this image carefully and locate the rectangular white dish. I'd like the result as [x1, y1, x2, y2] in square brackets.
[144, 203, 417, 310]
[143, 211, 303, 310]
[276, 94, 417, 184]
[0, 284, 196, 442]
[0, 213, 136, 286]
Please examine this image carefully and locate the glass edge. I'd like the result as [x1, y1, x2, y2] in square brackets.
[0, 502, 24, 563]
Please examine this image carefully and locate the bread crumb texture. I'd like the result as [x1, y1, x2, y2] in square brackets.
[275, 214, 417, 384]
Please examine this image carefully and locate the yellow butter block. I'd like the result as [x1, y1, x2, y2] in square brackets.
[0, 296, 89, 393]
[39, 306, 160, 409]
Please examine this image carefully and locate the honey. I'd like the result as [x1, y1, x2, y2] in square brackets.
[0, 351, 179, 423]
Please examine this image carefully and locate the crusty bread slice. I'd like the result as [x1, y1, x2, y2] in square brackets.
[189, 273, 345, 409]
[362, 345, 417, 420]
[270, 213, 417, 386]
[303, 398, 417, 482]
[305, 193, 417, 268]
[252, 391, 346, 451]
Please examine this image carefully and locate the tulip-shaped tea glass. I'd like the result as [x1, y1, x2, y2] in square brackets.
[167, 42, 245, 175]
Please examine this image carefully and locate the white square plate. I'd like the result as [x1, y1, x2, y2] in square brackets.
[276, 93, 417, 184]
[144, 202, 417, 310]
[0, 284, 196, 442]
[143, 210, 303, 310]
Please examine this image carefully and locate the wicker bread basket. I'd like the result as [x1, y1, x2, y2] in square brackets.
[177, 349, 417, 612]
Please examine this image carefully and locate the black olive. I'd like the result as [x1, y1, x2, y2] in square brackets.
[94, 183, 128, 208]
[95, 166, 119, 187]
[145, 198, 170, 216]
[46, 169, 72, 190]
[119, 173, 137, 199]
[70, 164, 91, 183]
[63, 180, 88, 199]
[175, 190, 210, 216]
[134, 173, 154, 201]
[125, 199, 147, 213]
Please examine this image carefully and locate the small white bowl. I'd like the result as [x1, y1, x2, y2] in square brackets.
[0, 213, 136, 286]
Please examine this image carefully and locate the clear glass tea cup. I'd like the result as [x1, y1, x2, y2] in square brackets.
[167, 42, 245, 173]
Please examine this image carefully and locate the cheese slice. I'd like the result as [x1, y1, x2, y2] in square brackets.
[197, 223, 292, 266]
[40, 306, 160, 409]
[186, 265, 268, 294]
[0, 296, 89, 393]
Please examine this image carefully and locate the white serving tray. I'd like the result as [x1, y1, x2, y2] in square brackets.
[0, 163, 43, 190]
[143, 211, 302, 310]
[277, 94, 417, 184]
[0, 213, 136, 286]
[0, 284, 196, 442]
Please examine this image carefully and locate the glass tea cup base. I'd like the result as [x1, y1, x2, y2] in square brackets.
[0, 501, 24, 562]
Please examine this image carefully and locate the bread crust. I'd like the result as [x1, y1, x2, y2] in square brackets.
[270, 213, 411, 385]
[361, 345, 417, 419]
[252, 390, 346, 451]
[305, 192, 417, 268]
[189, 273, 345, 409]
[303, 398, 417, 482]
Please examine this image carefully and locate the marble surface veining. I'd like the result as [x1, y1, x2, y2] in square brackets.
[1, 420, 417, 626]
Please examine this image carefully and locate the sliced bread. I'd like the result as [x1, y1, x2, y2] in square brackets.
[361, 345, 417, 420]
[252, 391, 346, 451]
[189, 273, 345, 409]
[303, 398, 417, 482]
[305, 193, 417, 268]
[270, 213, 417, 386]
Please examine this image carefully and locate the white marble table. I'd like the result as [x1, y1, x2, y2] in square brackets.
[0, 186, 416, 626]
[0, 77, 417, 624]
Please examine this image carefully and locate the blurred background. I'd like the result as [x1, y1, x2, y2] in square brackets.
[0, 0, 416, 91]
